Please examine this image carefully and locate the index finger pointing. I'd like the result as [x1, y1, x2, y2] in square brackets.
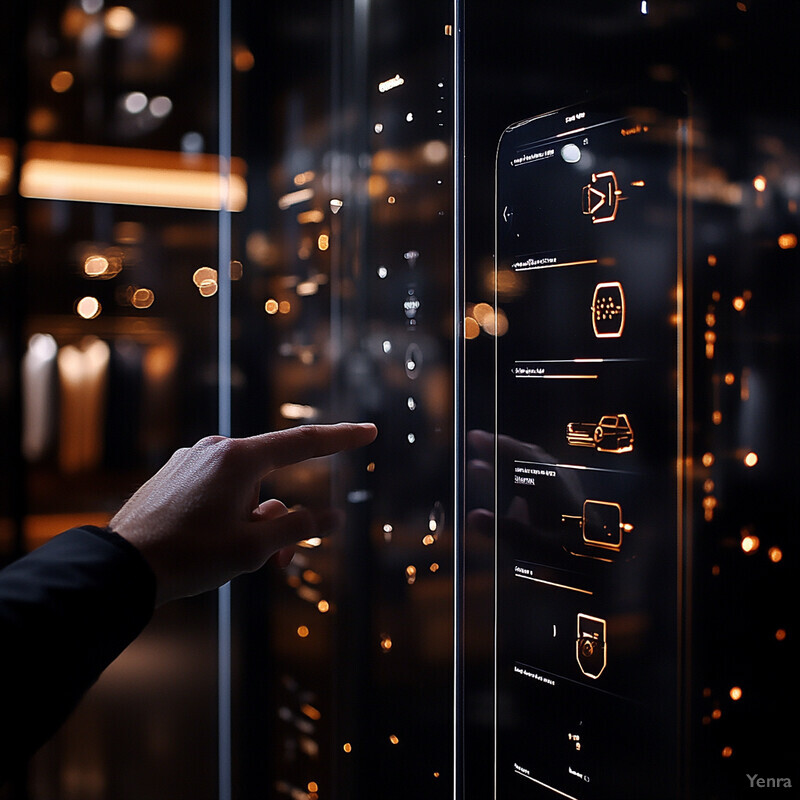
[241, 423, 377, 474]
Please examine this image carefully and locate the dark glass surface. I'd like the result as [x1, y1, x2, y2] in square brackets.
[463, 1, 799, 797]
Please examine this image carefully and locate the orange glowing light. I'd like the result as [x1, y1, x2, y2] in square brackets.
[233, 45, 255, 72]
[721, 746, 733, 759]
[778, 233, 797, 250]
[380, 636, 393, 651]
[193, 268, 216, 287]
[744, 452, 758, 467]
[307, 782, 319, 793]
[705, 313, 716, 327]
[733, 296, 746, 311]
[293, 171, 315, 186]
[198, 279, 218, 298]
[729, 686, 742, 701]
[21, 142, 247, 211]
[343, 743, 352, 753]
[705, 330, 717, 343]
[430, 562, 439, 572]
[387, 195, 396, 204]
[279, 300, 291, 314]
[753, 175, 766, 192]
[724, 373, 735, 385]
[776, 629, 786, 641]
[317, 600, 330, 613]
[711, 565, 720, 576]
[317, 233, 329, 251]
[768, 547, 783, 563]
[366, 462, 376, 472]
[712, 411, 722, 425]
[712, 291, 721, 302]
[423, 534, 435, 546]
[707, 254, 718, 266]
[464, 316, 480, 339]
[302, 705, 321, 722]
[703, 479, 715, 493]
[389, 735, 399, 745]
[712, 709, 722, 720]
[303, 569, 322, 585]
[473, 303, 493, 326]
[297, 625, 310, 638]
[131, 288, 155, 309]
[703, 688, 712, 698]
[741, 535, 760, 554]
[264, 298, 279, 315]
[84, 255, 110, 277]
[105, 6, 136, 38]
[51, 70, 74, 93]
[297, 209, 324, 224]
[702, 452, 715, 467]
[76, 296, 101, 319]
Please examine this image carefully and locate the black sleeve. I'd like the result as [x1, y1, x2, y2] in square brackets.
[0, 526, 156, 782]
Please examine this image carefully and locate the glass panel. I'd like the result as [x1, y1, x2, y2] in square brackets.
[229, 0, 455, 797]
[463, 1, 798, 797]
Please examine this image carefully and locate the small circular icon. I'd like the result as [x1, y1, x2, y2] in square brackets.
[561, 143, 582, 164]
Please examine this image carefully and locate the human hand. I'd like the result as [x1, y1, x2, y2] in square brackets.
[109, 423, 377, 606]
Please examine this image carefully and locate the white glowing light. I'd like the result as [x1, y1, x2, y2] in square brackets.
[378, 74, 405, 93]
[278, 188, 314, 210]
[181, 132, 204, 153]
[280, 403, 319, 420]
[149, 96, 172, 118]
[124, 92, 148, 114]
[377, 266, 388, 278]
[406, 112, 414, 122]
[374, 123, 384, 133]
[382, 340, 392, 353]
[76, 296, 101, 319]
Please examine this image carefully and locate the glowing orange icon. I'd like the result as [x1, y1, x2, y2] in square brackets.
[566, 414, 634, 453]
[591, 282, 625, 337]
[576, 613, 607, 679]
[562, 500, 633, 552]
[582, 171, 622, 223]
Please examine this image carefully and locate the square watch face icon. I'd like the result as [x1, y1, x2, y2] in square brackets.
[582, 500, 623, 550]
[591, 281, 625, 338]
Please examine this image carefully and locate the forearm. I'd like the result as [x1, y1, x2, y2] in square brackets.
[0, 526, 155, 781]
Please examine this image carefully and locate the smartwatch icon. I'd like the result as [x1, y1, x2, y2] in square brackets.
[591, 281, 625, 338]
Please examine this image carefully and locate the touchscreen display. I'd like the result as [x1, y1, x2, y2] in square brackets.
[494, 86, 686, 799]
